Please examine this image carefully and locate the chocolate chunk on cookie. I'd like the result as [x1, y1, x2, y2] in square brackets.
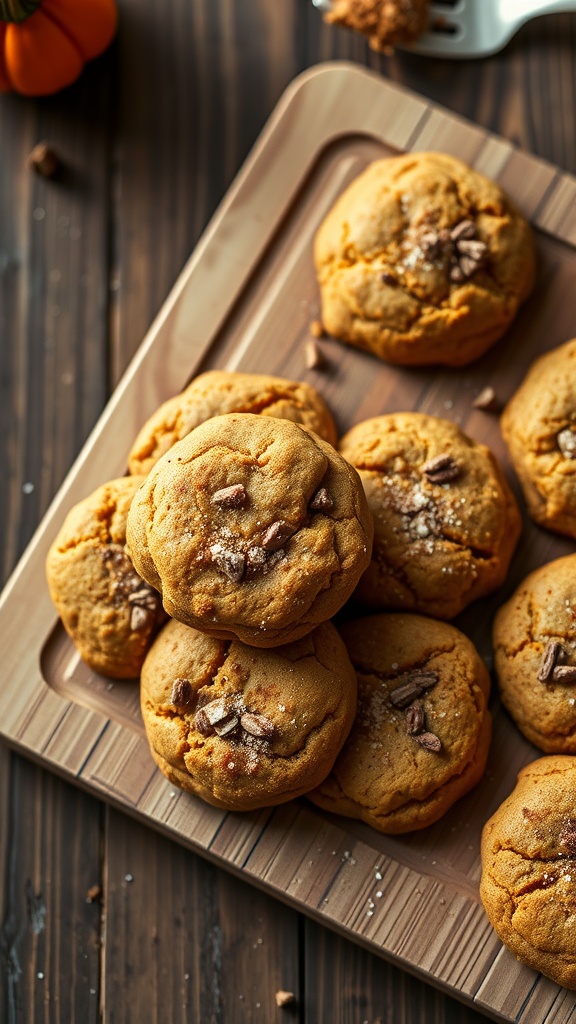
[314, 152, 535, 366]
[127, 370, 338, 476]
[140, 618, 357, 810]
[308, 613, 492, 833]
[339, 413, 521, 619]
[481, 756, 576, 990]
[46, 477, 165, 678]
[493, 554, 576, 753]
[126, 413, 373, 647]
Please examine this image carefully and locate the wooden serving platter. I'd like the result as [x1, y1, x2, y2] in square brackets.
[2, 62, 576, 1022]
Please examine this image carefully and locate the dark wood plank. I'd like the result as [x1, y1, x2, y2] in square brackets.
[0, 755, 102, 1024]
[102, 807, 301, 1023]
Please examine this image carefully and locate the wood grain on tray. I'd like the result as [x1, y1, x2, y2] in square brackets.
[2, 63, 576, 1023]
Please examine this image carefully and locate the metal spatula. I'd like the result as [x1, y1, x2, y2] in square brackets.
[313, 0, 576, 59]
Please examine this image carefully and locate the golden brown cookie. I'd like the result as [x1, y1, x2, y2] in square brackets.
[324, 0, 428, 50]
[501, 339, 576, 537]
[314, 152, 536, 366]
[480, 756, 576, 990]
[127, 370, 338, 476]
[339, 413, 521, 619]
[140, 618, 358, 811]
[308, 613, 491, 833]
[46, 477, 166, 678]
[493, 554, 576, 753]
[126, 413, 373, 647]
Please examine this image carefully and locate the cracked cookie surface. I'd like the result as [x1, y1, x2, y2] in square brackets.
[480, 755, 576, 990]
[502, 339, 576, 537]
[140, 617, 357, 810]
[339, 413, 521, 619]
[126, 413, 373, 647]
[493, 554, 576, 753]
[308, 613, 491, 833]
[314, 152, 535, 366]
[127, 370, 337, 476]
[46, 476, 166, 678]
[324, 0, 428, 50]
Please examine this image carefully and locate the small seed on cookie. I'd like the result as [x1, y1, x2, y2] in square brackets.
[261, 520, 293, 552]
[390, 680, 424, 709]
[211, 547, 246, 582]
[128, 586, 159, 610]
[552, 665, 576, 684]
[214, 714, 240, 737]
[408, 670, 439, 691]
[130, 605, 151, 631]
[203, 696, 237, 725]
[194, 708, 212, 735]
[171, 678, 193, 706]
[422, 454, 460, 484]
[310, 487, 334, 512]
[405, 701, 425, 735]
[211, 483, 248, 508]
[241, 712, 275, 738]
[557, 428, 576, 459]
[450, 219, 476, 242]
[416, 731, 442, 752]
[538, 639, 563, 683]
[246, 545, 267, 568]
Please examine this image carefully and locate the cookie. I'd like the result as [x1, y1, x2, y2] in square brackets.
[46, 477, 166, 678]
[127, 370, 338, 476]
[126, 413, 373, 647]
[339, 413, 521, 619]
[493, 554, 576, 753]
[501, 339, 576, 537]
[140, 618, 358, 811]
[308, 613, 492, 833]
[480, 756, 576, 990]
[324, 0, 428, 50]
[314, 152, 536, 366]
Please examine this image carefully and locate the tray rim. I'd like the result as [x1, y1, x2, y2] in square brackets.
[3, 61, 576, 1023]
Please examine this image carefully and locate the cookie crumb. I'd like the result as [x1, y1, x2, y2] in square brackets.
[85, 884, 101, 903]
[473, 386, 500, 412]
[275, 990, 296, 1008]
[305, 338, 328, 370]
[26, 142, 60, 178]
[310, 319, 324, 338]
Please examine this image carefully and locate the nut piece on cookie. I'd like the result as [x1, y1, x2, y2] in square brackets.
[324, 0, 428, 51]
[314, 153, 536, 367]
[46, 477, 166, 678]
[493, 554, 576, 753]
[480, 756, 576, 990]
[339, 413, 521, 620]
[125, 413, 373, 648]
[501, 339, 576, 537]
[127, 370, 338, 476]
[308, 613, 492, 833]
[140, 618, 358, 811]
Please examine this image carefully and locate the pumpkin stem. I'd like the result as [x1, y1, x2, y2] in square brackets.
[0, 0, 41, 22]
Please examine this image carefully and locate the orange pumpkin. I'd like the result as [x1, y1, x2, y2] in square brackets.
[0, 0, 117, 96]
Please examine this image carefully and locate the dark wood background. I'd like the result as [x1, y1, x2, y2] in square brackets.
[1, 2, 576, 1020]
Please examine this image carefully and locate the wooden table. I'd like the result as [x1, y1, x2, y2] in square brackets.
[1, 3, 576, 1020]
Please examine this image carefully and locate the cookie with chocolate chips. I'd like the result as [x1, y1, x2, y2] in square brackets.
[126, 413, 373, 647]
[127, 369, 337, 476]
[140, 617, 357, 810]
[481, 756, 576, 990]
[493, 554, 576, 753]
[502, 339, 576, 537]
[308, 613, 492, 833]
[46, 477, 166, 678]
[314, 152, 535, 366]
[339, 413, 521, 619]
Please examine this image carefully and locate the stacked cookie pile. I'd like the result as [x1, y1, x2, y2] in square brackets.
[45, 150, 576, 987]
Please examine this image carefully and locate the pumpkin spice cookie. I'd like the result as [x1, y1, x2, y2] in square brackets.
[501, 339, 576, 538]
[323, 0, 429, 51]
[140, 618, 357, 811]
[126, 413, 373, 647]
[493, 554, 576, 753]
[314, 152, 536, 366]
[339, 412, 521, 619]
[480, 756, 576, 990]
[127, 369, 338, 476]
[308, 614, 492, 833]
[46, 477, 166, 678]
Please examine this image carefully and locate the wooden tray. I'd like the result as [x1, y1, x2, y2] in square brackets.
[3, 62, 576, 1023]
